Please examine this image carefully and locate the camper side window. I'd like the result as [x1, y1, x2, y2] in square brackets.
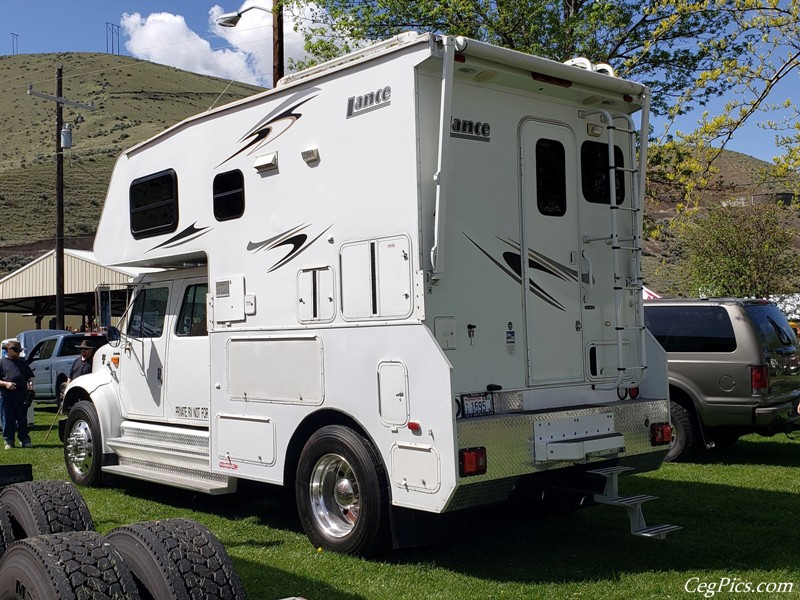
[130, 170, 179, 239]
[127, 287, 169, 338]
[581, 141, 625, 205]
[213, 170, 245, 221]
[535, 138, 566, 217]
[176, 284, 208, 336]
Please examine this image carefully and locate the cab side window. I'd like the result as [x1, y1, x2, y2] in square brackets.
[176, 284, 208, 337]
[128, 287, 169, 338]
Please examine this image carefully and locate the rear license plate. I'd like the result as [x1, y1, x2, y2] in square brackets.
[460, 392, 494, 418]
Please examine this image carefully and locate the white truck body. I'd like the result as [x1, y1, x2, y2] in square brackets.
[64, 32, 674, 553]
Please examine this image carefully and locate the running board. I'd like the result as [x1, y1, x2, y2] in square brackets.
[104, 421, 236, 496]
[103, 462, 235, 495]
[588, 466, 680, 539]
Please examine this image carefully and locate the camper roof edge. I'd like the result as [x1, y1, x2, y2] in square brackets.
[278, 30, 430, 87]
[453, 36, 647, 98]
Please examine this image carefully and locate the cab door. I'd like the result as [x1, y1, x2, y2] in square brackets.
[117, 284, 171, 418]
[519, 119, 584, 385]
[163, 279, 210, 424]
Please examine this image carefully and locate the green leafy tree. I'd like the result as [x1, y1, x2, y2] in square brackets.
[286, 0, 745, 115]
[677, 201, 796, 298]
[649, 0, 800, 198]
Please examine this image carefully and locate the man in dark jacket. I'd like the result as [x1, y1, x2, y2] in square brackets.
[0, 338, 34, 449]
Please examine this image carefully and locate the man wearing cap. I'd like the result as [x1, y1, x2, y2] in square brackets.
[0, 338, 34, 449]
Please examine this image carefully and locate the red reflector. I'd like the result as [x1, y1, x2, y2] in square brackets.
[623, 94, 633, 102]
[531, 71, 572, 88]
[629, 387, 640, 399]
[407, 421, 421, 432]
[751, 365, 769, 395]
[454, 53, 466, 63]
[650, 422, 672, 445]
[459, 447, 487, 477]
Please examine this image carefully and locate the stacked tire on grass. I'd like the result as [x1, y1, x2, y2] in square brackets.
[0, 480, 247, 599]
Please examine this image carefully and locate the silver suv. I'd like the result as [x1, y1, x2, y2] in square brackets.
[644, 298, 800, 461]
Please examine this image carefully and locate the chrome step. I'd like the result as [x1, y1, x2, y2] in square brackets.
[588, 465, 680, 539]
[103, 460, 235, 495]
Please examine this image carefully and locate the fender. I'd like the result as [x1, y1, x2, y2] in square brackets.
[64, 367, 123, 455]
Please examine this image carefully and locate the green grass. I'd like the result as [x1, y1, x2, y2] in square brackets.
[4, 406, 800, 599]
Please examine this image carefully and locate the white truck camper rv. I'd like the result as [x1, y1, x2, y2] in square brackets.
[61, 32, 678, 555]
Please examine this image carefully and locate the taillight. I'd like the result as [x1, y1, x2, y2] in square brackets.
[459, 447, 487, 477]
[629, 387, 640, 399]
[650, 422, 672, 446]
[751, 365, 769, 396]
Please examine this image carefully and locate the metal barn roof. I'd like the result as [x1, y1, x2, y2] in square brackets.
[0, 249, 150, 315]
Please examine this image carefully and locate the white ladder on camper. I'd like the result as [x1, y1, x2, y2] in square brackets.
[588, 465, 681, 539]
[579, 108, 647, 388]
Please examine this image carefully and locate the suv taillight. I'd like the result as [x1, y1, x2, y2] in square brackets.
[751, 365, 769, 396]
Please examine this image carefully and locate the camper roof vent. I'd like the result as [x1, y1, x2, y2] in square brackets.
[564, 57, 616, 77]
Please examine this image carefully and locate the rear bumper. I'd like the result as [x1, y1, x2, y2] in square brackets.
[448, 397, 669, 511]
[754, 401, 799, 430]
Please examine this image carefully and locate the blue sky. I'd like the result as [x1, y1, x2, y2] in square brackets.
[1, 1, 788, 163]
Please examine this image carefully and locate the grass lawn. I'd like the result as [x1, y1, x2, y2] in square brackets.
[3, 405, 800, 599]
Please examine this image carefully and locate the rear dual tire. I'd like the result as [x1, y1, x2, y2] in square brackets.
[295, 425, 389, 556]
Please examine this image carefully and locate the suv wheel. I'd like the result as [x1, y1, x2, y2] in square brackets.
[667, 401, 697, 462]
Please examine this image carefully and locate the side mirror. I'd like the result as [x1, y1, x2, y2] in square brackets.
[107, 326, 121, 348]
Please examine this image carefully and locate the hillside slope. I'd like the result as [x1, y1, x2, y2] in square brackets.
[0, 52, 263, 271]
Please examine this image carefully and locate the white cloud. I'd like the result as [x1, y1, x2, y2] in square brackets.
[121, 3, 312, 88]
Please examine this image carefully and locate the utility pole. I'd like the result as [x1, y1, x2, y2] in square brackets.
[28, 67, 94, 330]
[273, 0, 284, 84]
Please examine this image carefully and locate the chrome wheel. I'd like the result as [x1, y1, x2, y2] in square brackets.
[66, 420, 94, 478]
[309, 453, 360, 538]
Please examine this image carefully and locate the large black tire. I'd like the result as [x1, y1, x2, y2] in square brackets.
[295, 425, 389, 556]
[0, 480, 94, 539]
[64, 400, 104, 487]
[0, 502, 13, 561]
[107, 518, 247, 600]
[0, 530, 140, 600]
[666, 401, 698, 462]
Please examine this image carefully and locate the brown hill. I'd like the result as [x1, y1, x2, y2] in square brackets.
[0, 52, 263, 274]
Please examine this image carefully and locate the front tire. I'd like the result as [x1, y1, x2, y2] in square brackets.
[64, 400, 104, 487]
[295, 425, 389, 556]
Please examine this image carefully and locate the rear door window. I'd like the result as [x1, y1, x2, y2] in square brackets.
[644, 306, 736, 352]
[744, 304, 796, 352]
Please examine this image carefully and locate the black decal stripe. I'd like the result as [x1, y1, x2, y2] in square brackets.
[497, 237, 578, 282]
[528, 247, 579, 282]
[466, 233, 566, 312]
[463, 234, 521, 284]
[218, 93, 318, 168]
[268, 224, 333, 273]
[248, 224, 309, 253]
[148, 223, 211, 252]
[528, 279, 566, 311]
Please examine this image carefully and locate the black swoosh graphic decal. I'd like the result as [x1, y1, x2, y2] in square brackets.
[248, 223, 333, 273]
[218, 92, 319, 168]
[247, 224, 308, 252]
[464, 233, 566, 311]
[148, 223, 211, 252]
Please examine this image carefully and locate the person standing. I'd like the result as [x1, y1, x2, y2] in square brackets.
[0, 338, 34, 449]
[65, 340, 95, 387]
